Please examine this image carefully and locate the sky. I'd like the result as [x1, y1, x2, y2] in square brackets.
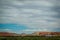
[0, 0, 60, 34]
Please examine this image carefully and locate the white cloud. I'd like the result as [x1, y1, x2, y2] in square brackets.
[22, 29, 48, 31]
[0, 29, 15, 33]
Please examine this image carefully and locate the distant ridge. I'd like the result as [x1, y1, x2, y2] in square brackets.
[0, 32, 18, 36]
[0, 32, 60, 36]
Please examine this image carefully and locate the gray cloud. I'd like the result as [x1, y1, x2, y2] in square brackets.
[0, 0, 60, 32]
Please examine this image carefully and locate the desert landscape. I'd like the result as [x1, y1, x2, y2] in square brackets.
[0, 32, 60, 40]
[0, 0, 60, 40]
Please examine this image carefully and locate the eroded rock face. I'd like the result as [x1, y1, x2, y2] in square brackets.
[33, 32, 60, 36]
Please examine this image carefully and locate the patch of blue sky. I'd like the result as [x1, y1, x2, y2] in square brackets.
[0, 23, 28, 30]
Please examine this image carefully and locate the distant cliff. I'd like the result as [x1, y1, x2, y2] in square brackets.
[32, 32, 60, 36]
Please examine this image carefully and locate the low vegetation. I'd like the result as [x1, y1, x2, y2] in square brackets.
[0, 36, 60, 40]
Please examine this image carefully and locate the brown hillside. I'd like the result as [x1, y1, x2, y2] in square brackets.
[0, 32, 18, 36]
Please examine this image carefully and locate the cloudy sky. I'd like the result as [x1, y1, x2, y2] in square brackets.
[0, 0, 60, 34]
